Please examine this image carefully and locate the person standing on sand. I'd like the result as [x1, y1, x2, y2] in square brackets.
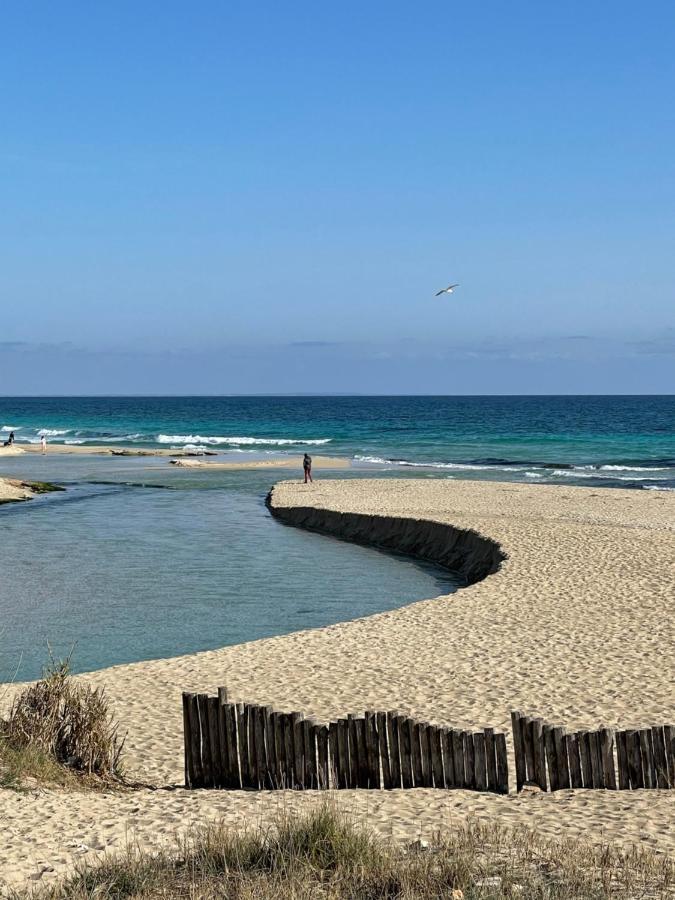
[40, 433, 47, 454]
[303, 453, 313, 483]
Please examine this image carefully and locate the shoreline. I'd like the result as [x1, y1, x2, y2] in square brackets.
[1, 478, 674, 888]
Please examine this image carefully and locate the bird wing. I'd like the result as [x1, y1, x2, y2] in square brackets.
[434, 289, 446, 296]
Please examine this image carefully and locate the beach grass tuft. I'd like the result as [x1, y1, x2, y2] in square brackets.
[13, 804, 675, 899]
[1, 659, 124, 788]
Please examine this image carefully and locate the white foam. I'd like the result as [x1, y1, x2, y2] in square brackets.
[37, 428, 70, 436]
[525, 471, 544, 478]
[1, 425, 17, 432]
[643, 485, 675, 492]
[354, 455, 521, 472]
[598, 464, 669, 472]
[157, 434, 331, 446]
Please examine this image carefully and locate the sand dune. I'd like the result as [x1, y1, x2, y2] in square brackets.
[1, 478, 674, 890]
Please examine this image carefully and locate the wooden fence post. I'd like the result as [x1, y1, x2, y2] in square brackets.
[429, 725, 445, 788]
[638, 729, 655, 789]
[387, 712, 402, 789]
[511, 711, 526, 791]
[364, 711, 381, 789]
[531, 718, 547, 790]
[664, 725, 675, 788]
[625, 729, 643, 789]
[462, 731, 475, 789]
[197, 694, 214, 787]
[484, 728, 497, 793]
[336, 718, 350, 789]
[452, 729, 465, 789]
[495, 732, 509, 794]
[399, 716, 414, 788]
[377, 712, 392, 789]
[577, 731, 591, 788]
[442, 727, 455, 788]
[182, 693, 195, 788]
[544, 725, 558, 791]
[317, 723, 329, 789]
[599, 728, 616, 790]
[292, 712, 305, 789]
[651, 727, 669, 789]
[567, 732, 583, 789]
[208, 697, 222, 787]
[282, 712, 296, 788]
[473, 731, 487, 791]
[553, 727, 570, 790]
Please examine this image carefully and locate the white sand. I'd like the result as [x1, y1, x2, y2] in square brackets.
[169, 456, 349, 469]
[1, 478, 674, 890]
[0, 476, 36, 503]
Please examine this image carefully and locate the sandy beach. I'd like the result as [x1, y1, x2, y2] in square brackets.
[0, 443, 349, 471]
[1, 477, 674, 890]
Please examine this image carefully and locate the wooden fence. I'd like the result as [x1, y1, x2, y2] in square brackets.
[182, 690, 509, 793]
[511, 711, 675, 792]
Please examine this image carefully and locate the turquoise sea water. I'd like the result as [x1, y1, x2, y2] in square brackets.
[1, 396, 673, 681]
[1, 395, 674, 489]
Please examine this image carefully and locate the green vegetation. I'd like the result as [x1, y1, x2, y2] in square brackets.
[14, 805, 675, 899]
[1, 660, 124, 790]
[23, 480, 65, 493]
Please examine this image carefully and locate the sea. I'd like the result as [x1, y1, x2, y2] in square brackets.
[2, 395, 674, 489]
[1, 396, 673, 681]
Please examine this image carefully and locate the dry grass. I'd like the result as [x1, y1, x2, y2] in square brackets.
[1, 660, 124, 788]
[14, 804, 675, 899]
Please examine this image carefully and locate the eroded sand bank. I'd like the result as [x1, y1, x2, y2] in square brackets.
[1, 478, 674, 889]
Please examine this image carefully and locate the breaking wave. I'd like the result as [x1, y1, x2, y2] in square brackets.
[157, 434, 332, 446]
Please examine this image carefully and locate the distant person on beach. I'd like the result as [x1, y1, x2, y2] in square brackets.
[303, 453, 313, 483]
[40, 434, 47, 454]
[3, 431, 14, 447]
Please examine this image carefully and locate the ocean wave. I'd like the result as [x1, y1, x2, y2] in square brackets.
[595, 464, 669, 472]
[643, 485, 675, 491]
[37, 428, 70, 436]
[157, 434, 332, 446]
[1, 425, 17, 432]
[354, 455, 521, 472]
[525, 471, 544, 478]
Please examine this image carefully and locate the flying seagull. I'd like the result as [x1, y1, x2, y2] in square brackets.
[435, 283, 459, 296]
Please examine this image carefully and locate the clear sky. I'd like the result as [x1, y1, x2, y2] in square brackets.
[1, 1, 673, 394]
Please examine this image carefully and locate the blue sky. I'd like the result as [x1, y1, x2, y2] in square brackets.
[1, 1, 673, 393]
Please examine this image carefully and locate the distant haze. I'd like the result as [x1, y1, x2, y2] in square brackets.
[1, 3, 673, 394]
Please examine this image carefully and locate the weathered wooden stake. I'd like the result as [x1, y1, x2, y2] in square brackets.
[377, 712, 392, 789]
[495, 732, 509, 794]
[473, 731, 487, 791]
[599, 728, 616, 790]
[567, 732, 583, 789]
[387, 712, 402, 789]
[484, 727, 497, 793]
[651, 726, 669, 789]
[399, 716, 414, 788]
[511, 711, 526, 791]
